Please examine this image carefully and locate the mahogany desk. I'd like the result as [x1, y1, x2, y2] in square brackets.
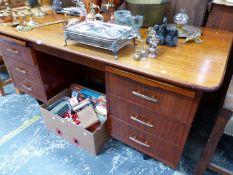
[0, 13, 232, 168]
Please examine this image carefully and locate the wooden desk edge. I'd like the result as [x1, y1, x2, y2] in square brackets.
[0, 28, 232, 93]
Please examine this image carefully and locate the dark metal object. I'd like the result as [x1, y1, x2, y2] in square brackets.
[154, 20, 178, 47]
[165, 29, 178, 47]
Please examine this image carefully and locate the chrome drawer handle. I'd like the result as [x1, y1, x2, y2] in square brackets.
[129, 136, 150, 148]
[7, 48, 19, 54]
[16, 67, 27, 74]
[132, 91, 158, 103]
[22, 84, 32, 91]
[130, 116, 154, 128]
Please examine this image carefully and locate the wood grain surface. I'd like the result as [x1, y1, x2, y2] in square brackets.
[0, 12, 232, 91]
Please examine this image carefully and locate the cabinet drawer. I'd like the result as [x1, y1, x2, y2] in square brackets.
[4, 57, 40, 81]
[106, 67, 194, 122]
[107, 116, 180, 168]
[0, 39, 35, 65]
[109, 96, 186, 145]
[13, 75, 47, 102]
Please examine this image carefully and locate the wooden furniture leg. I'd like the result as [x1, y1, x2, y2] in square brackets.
[15, 88, 23, 95]
[0, 82, 5, 96]
[208, 163, 233, 175]
[194, 109, 232, 175]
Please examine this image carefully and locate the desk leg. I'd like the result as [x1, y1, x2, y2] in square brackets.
[194, 109, 232, 175]
[15, 88, 23, 95]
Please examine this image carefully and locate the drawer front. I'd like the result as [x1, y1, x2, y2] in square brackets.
[109, 96, 186, 145]
[0, 39, 35, 65]
[13, 75, 47, 102]
[4, 57, 40, 81]
[107, 116, 180, 168]
[107, 69, 194, 122]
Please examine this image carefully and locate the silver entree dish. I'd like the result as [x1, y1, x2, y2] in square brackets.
[64, 21, 137, 59]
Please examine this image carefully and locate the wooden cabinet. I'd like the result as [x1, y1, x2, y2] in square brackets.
[0, 37, 48, 102]
[106, 66, 199, 168]
[207, 3, 233, 32]
[0, 39, 36, 65]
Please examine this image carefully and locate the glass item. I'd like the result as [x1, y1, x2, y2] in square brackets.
[16, 13, 32, 31]
[52, 0, 63, 12]
[114, 10, 132, 25]
[134, 50, 141, 61]
[114, 10, 143, 38]
[173, 9, 189, 35]
[34, 7, 47, 17]
[32, 0, 47, 17]
[64, 21, 137, 59]
[25, 0, 39, 27]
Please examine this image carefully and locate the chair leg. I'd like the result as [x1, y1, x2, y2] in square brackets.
[15, 88, 23, 95]
[208, 163, 233, 175]
[0, 82, 5, 96]
[194, 109, 232, 175]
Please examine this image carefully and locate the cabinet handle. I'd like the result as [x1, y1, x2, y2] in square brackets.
[7, 48, 19, 54]
[22, 84, 32, 91]
[16, 67, 27, 74]
[130, 116, 154, 128]
[129, 136, 150, 148]
[132, 91, 158, 103]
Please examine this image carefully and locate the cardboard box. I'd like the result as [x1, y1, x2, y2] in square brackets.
[40, 88, 108, 155]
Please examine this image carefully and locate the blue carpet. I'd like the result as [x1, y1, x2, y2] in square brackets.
[0, 84, 232, 175]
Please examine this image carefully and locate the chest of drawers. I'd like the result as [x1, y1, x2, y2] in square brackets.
[0, 37, 48, 102]
[106, 66, 200, 168]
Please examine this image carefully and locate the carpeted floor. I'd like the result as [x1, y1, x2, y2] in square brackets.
[0, 83, 232, 175]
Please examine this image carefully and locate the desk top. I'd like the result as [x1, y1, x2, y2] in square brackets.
[0, 12, 232, 91]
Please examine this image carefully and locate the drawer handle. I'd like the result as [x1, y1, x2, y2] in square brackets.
[129, 136, 150, 148]
[130, 116, 154, 128]
[132, 91, 158, 103]
[7, 48, 19, 54]
[22, 84, 33, 91]
[16, 67, 27, 74]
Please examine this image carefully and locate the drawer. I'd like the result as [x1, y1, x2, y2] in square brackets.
[13, 75, 47, 102]
[107, 116, 180, 168]
[109, 96, 186, 145]
[106, 67, 195, 122]
[0, 39, 35, 65]
[4, 57, 41, 81]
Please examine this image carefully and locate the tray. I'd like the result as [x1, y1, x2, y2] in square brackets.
[64, 21, 137, 59]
